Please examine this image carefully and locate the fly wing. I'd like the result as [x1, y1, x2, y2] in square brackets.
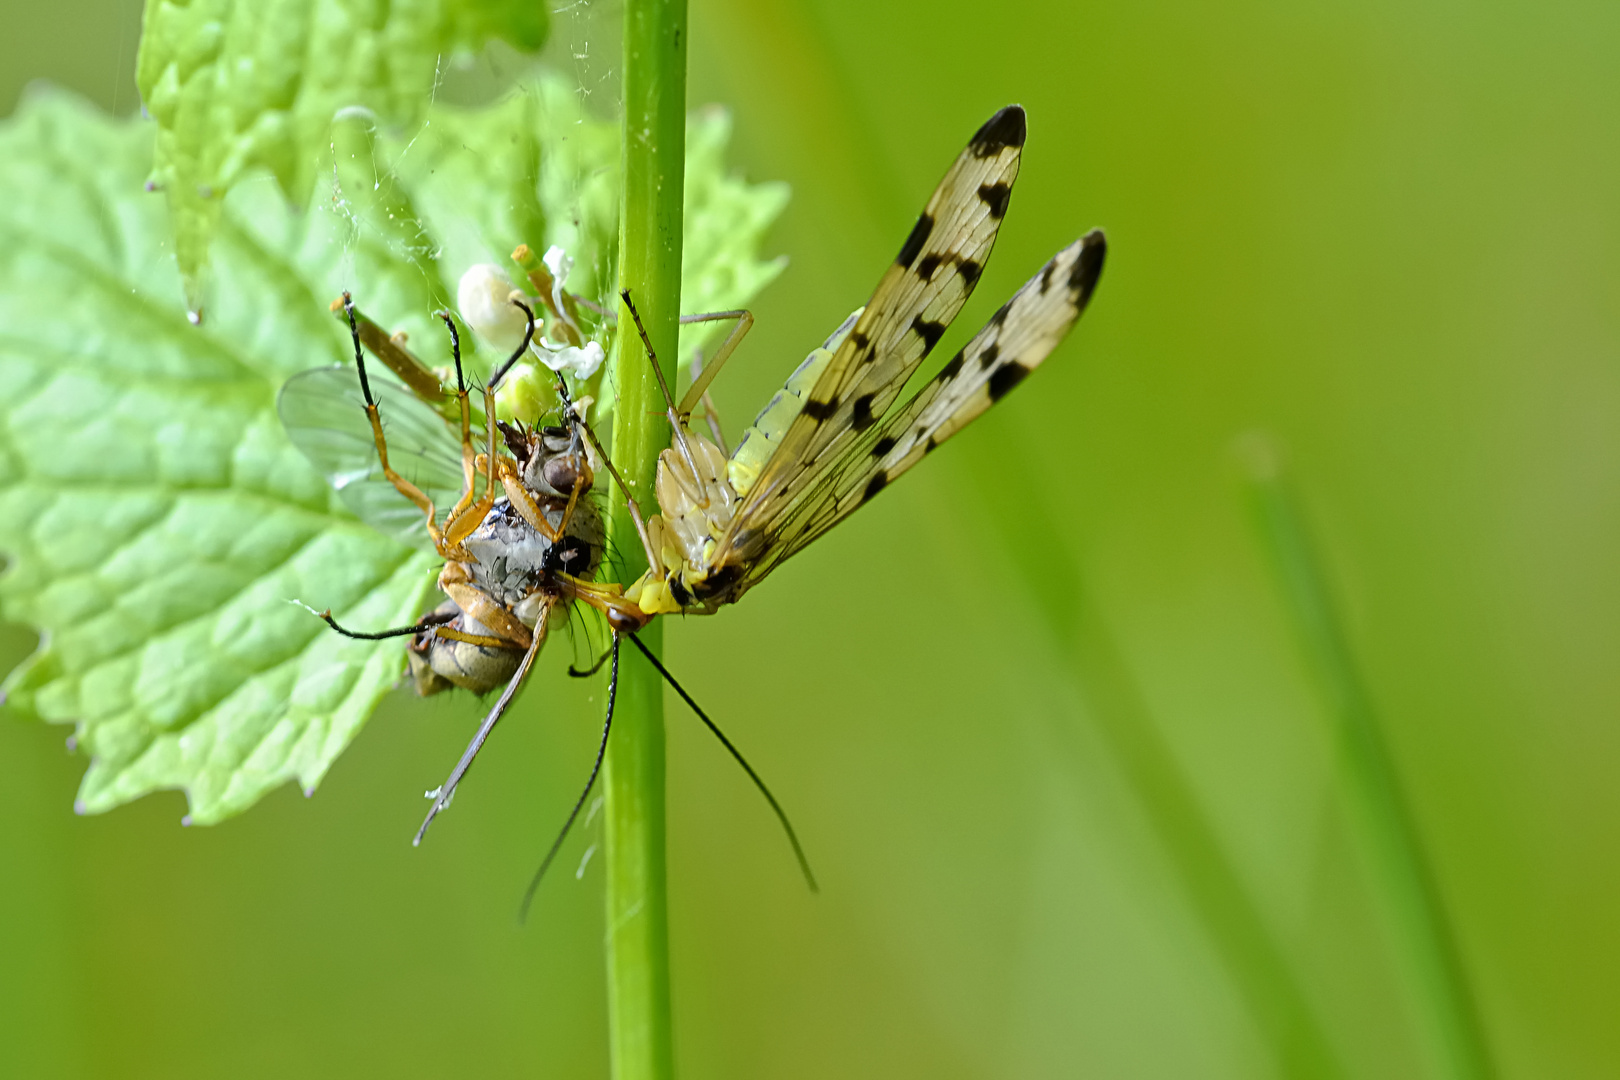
[415, 595, 553, 846]
[711, 106, 1028, 567]
[278, 366, 467, 550]
[738, 231, 1106, 584]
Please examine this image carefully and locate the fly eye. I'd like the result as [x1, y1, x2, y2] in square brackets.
[542, 455, 581, 494]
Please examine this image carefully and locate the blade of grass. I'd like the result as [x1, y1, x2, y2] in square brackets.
[604, 1, 687, 1077]
[1242, 436, 1495, 1080]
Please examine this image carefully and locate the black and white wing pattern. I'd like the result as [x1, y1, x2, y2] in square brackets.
[711, 105, 1029, 566]
[278, 365, 466, 551]
[741, 230, 1107, 582]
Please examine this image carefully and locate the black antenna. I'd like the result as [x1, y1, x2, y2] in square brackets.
[317, 607, 454, 640]
[489, 298, 538, 391]
[625, 632, 819, 893]
[519, 633, 622, 921]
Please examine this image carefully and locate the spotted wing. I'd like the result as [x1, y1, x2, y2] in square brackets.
[740, 231, 1107, 581]
[278, 365, 467, 550]
[711, 105, 1029, 566]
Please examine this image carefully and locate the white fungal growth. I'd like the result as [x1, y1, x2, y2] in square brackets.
[457, 263, 531, 352]
[540, 244, 588, 346]
[542, 245, 573, 309]
[536, 339, 605, 380]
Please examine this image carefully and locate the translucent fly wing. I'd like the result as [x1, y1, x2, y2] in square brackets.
[712, 106, 1027, 567]
[277, 365, 466, 550]
[739, 231, 1107, 587]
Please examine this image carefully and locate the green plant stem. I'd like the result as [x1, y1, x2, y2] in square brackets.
[603, 1, 686, 1078]
[1244, 441, 1494, 1080]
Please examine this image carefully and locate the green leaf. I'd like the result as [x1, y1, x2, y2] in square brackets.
[0, 91, 440, 823]
[0, 77, 788, 825]
[350, 77, 788, 415]
[135, 0, 550, 311]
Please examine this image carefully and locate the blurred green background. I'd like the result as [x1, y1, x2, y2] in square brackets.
[3, 0, 1618, 1076]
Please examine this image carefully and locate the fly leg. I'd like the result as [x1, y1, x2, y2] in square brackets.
[316, 606, 457, 640]
[612, 290, 709, 581]
[442, 300, 543, 549]
[675, 307, 753, 426]
[437, 561, 534, 650]
[495, 455, 567, 542]
[620, 289, 700, 479]
[431, 311, 481, 522]
[561, 576, 654, 634]
[330, 296, 448, 405]
[340, 293, 450, 554]
[687, 347, 729, 455]
[440, 380, 503, 551]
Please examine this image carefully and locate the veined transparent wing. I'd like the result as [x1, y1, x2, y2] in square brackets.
[738, 230, 1107, 584]
[711, 105, 1029, 565]
[278, 366, 467, 550]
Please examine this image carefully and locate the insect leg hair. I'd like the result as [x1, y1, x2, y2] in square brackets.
[625, 632, 820, 893]
[413, 615, 549, 846]
[519, 632, 621, 921]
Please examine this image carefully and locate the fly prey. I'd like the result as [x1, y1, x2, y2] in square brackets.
[279, 268, 814, 907]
